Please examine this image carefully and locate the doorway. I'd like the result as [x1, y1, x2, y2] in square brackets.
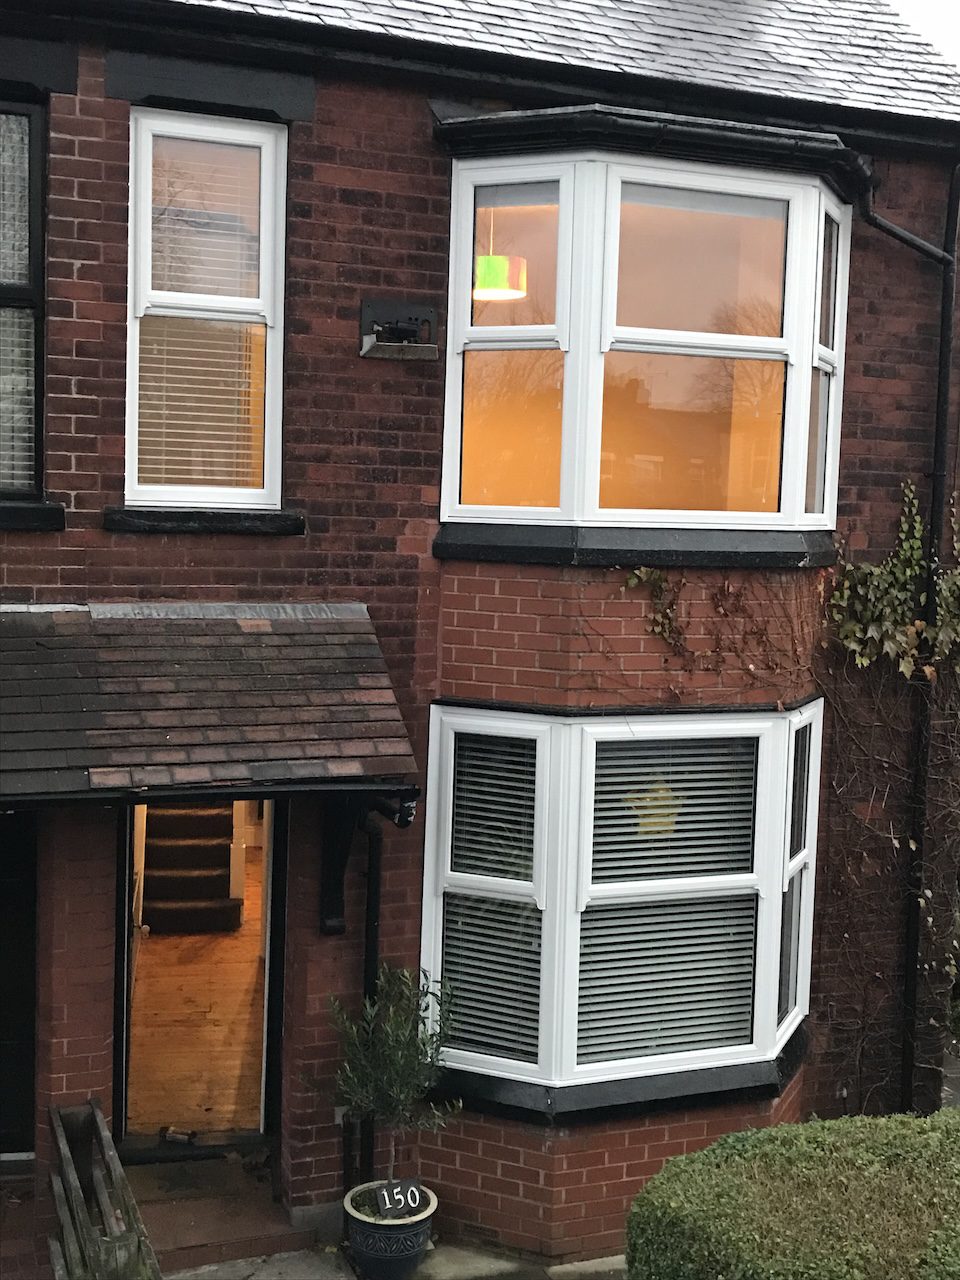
[122, 800, 274, 1142]
[0, 811, 36, 1159]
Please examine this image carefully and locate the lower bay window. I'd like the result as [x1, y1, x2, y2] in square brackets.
[421, 702, 822, 1088]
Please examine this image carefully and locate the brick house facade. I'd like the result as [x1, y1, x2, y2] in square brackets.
[1, 1, 958, 1272]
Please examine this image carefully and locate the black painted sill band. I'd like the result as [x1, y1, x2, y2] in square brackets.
[433, 523, 837, 569]
[103, 507, 306, 535]
[436, 1024, 808, 1124]
[0, 501, 66, 532]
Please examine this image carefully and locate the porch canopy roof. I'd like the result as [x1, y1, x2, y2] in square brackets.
[0, 602, 417, 802]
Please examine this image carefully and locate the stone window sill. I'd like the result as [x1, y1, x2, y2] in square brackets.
[103, 507, 306, 536]
[0, 501, 66, 532]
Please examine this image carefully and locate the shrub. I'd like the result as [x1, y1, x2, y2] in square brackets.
[626, 1111, 960, 1280]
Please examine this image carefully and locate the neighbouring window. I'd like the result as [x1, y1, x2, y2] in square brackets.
[0, 105, 42, 498]
[126, 110, 286, 509]
[443, 155, 850, 530]
[421, 702, 823, 1086]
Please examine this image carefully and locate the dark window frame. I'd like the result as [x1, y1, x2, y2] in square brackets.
[1, 99, 45, 502]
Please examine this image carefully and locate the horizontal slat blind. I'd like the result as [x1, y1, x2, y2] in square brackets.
[0, 113, 29, 285]
[138, 315, 266, 488]
[577, 896, 756, 1062]
[0, 308, 35, 492]
[152, 135, 261, 296]
[442, 893, 541, 1062]
[789, 723, 811, 857]
[451, 733, 536, 879]
[592, 737, 758, 880]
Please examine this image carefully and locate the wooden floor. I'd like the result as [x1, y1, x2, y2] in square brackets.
[127, 847, 266, 1135]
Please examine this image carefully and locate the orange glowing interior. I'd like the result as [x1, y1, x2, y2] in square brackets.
[460, 349, 564, 507]
[617, 187, 787, 336]
[599, 352, 785, 511]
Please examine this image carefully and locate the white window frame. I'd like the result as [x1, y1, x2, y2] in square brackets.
[421, 701, 824, 1088]
[441, 152, 851, 532]
[125, 108, 286, 509]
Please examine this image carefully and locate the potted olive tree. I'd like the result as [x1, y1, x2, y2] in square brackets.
[332, 965, 459, 1280]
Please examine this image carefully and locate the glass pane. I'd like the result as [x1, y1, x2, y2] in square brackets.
[152, 136, 261, 296]
[578, 896, 757, 1062]
[820, 215, 840, 349]
[0, 113, 30, 285]
[778, 871, 803, 1025]
[451, 734, 536, 880]
[600, 351, 784, 511]
[472, 181, 559, 327]
[617, 185, 787, 335]
[790, 723, 812, 858]
[138, 315, 266, 488]
[461, 348, 563, 507]
[592, 737, 758, 881]
[442, 894, 541, 1062]
[806, 368, 830, 514]
[0, 308, 35, 492]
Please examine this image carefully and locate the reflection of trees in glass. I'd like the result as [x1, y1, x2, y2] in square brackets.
[693, 299, 785, 417]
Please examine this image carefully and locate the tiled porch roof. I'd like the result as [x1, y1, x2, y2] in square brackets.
[0, 602, 417, 801]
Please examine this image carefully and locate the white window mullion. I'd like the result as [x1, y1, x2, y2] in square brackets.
[753, 718, 790, 1054]
[778, 186, 819, 526]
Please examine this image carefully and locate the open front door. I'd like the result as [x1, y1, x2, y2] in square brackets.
[120, 800, 276, 1145]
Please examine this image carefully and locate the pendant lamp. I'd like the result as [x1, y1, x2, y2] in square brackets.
[472, 205, 528, 302]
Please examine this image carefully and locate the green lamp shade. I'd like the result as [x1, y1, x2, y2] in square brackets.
[473, 254, 528, 301]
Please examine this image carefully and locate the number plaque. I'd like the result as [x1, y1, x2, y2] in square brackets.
[375, 1178, 425, 1218]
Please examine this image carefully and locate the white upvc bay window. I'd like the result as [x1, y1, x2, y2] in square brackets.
[442, 153, 850, 531]
[421, 702, 823, 1087]
[126, 109, 286, 509]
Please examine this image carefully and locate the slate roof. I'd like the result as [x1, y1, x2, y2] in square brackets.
[0, 603, 417, 801]
[158, 0, 960, 124]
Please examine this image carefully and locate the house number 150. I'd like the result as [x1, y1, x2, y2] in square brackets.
[376, 1178, 423, 1217]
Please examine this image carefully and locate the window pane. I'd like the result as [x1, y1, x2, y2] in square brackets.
[806, 369, 830, 514]
[0, 114, 29, 285]
[778, 871, 803, 1025]
[452, 734, 536, 880]
[152, 136, 261, 296]
[138, 315, 266, 488]
[0, 309, 35, 493]
[472, 182, 559, 327]
[790, 722, 812, 858]
[600, 351, 784, 511]
[461, 348, 563, 507]
[592, 737, 758, 881]
[617, 185, 787, 335]
[442, 894, 541, 1062]
[578, 896, 756, 1062]
[820, 215, 840, 349]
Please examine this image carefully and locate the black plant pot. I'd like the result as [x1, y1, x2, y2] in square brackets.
[344, 1182, 438, 1280]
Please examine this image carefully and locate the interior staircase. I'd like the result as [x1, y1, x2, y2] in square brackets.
[142, 805, 242, 935]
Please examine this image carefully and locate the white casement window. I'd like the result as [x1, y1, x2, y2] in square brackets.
[421, 701, 823, 1087]
[442, 154, 850, 531]
[126, 110, 286, 509]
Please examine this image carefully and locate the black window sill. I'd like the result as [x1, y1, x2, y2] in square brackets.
[434, 1024, 807, 1126]
[103, 507, 306, 536]
[0, 501, 66, 532]
[433, 523, 837, 570]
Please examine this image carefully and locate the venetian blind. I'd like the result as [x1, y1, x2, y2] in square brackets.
[591, 737, 758, 881]
[577, 896, 757, 1062]
[137, 315, 266, 488]
[451, 733, 536, 879]
[442, 893, 541, 1063]
[0, 114, 35, 493]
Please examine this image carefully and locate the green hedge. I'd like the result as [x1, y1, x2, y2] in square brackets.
[626, 1111, 960, 1280]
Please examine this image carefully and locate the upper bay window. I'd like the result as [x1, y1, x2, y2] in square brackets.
[421, 701, 823, 1089]
[442, 155, 850, 531]
[126, 110, 286, 510]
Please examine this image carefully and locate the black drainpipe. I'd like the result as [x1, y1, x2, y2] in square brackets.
[861, 163, 960, 1111]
